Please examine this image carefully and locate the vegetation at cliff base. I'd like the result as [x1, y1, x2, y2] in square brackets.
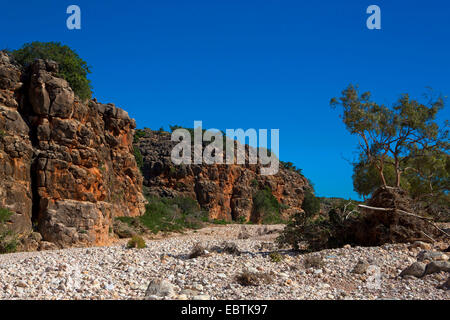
[116, 196, 208, 235]
[11, 42, 92, 100]
[0, 208, 18, 254]
[252, 187, 285, 224]
[126, 235, 146, 249]
[133, 146, 143, 172]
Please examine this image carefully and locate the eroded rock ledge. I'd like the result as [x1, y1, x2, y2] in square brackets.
[0, 52, 146, 248]
[135, 130, 308, 222]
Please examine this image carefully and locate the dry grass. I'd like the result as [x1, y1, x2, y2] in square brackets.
[304, 254, 324, 269]
[188, 242, 207, 259]
[235, 270, 272, 286]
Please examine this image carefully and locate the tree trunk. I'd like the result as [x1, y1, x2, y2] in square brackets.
[396, 170, 401, 188]
[394, 158, 401, 187]
[378, 165, 387, 186]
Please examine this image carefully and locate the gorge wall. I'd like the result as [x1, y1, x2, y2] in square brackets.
[0, 52, 146, 248]
[1, 51, 308, 250]
[135, 129, 308, 222]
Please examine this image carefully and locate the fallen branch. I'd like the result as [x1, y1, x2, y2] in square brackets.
[421, 231, 435, 243]
[358, 204, 392, 212]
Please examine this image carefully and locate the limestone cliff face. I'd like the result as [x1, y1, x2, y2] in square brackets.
[0, 52, 146, 247]
[0, 53, 34, 234]
[136, 130, 308, 222]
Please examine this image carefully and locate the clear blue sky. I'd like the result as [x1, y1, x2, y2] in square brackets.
[1, 0, 449, 199]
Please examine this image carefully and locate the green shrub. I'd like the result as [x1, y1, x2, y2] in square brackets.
[280, 161, 304, 176]
[11, 42, 92, 100]
[269, 252, 284, 263]
[237, 215, 247, 224]
[302, 188, 320, 217]
[210, 219, 229, 225]
[127, 235, 146, 249]
[133, 129, 147, 143]
[133, 146, 143, 171]
[0, 208, 13, 223]
[277, 188, 328, 251]
[252, 187, 284, 224]
[0, 208, 18, 254]
[139, 196, 207, 234]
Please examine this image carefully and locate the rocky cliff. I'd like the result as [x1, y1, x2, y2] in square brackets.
[0, 50, 308, 249]
[0, 52, 146, 248]
[135, 129, 308, 222]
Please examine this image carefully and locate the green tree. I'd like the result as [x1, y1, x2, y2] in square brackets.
[12, 42, 92, 100]
[404, 151, 449, 202]
[331, 85, 448, 189]
[352, 157, 409, 200]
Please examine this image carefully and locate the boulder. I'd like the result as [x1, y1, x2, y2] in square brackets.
[437, 277, 450, 290]
[145, 279, 175, 298]
[409, 241, 432, 251]
[417, 250, 449, 262]
[352, 259, 370, 274]
[423, 261, 450, 276]
[399, 262, 426, 278]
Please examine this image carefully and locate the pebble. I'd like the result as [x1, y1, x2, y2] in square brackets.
[0, 224, 447, 300]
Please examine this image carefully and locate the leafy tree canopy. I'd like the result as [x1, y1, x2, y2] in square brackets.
[331, 85, 448, 189]
[11, 42, 92, 100]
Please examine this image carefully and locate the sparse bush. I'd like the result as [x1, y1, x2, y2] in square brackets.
[188, 242, 207, 259]
[235, 271, 272, 286]
[237, 215, 247, 224]
[211, 241, 241, 256]
[133, 129, 147, 143]
[276, 188, 325, 251]
[238, 226, 251, 239]
[304, 254, 324, 269]
[280, 161, 304, 176]
[0, 208, 18, 254]
[269, 252, 284, 263]
[210, 219, 229, 225]
[127, 235, 146, 249]
[12, 42, 92, 100]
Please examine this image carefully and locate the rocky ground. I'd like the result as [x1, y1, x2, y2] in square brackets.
[0, 224, 448, 300]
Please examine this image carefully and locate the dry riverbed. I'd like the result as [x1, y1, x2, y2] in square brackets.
[0, 224, 448, 300]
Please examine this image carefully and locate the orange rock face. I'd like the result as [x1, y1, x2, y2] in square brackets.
[136, 130, 307, 222]
[0, 53, 33, 234]
[0, 53, 146, 247]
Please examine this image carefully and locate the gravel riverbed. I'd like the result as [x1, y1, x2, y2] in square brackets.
[0, 225, 448, 300]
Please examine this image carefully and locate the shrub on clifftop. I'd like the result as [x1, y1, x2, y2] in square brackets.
[11, 42, 92, 100]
